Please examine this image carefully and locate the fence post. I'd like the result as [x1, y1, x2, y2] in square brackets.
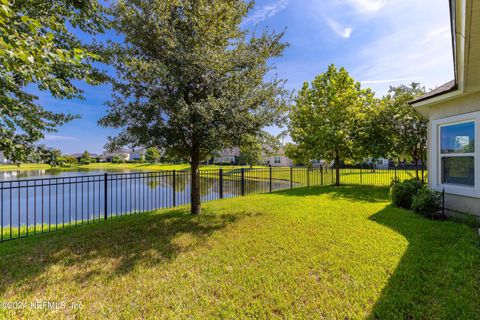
[290, 166, 293, 189]
[360, 163, 363, 184]
[219, 169, 224, 199]
[241, 168, 245, 196]
[331, 166, 334, 184]
[104, 173, 108, 220]
[321, 166, 324, 185]
[394, 165, 397, 180]
[172, 170, 176, 207]
[307, 167, 310, 187]
[269, 166, 272, 193]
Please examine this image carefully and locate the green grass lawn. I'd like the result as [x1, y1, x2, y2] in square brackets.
[0, 185, 478, 319]
[0, 164, 51, 171]
[227, 167, 422, 187]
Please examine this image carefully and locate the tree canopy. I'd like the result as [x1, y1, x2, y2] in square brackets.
[0, 0, 107, 163]
[100, 0, 289, 214]
[145, 147, 161, 164]
[80, 150, 92, 164]
[288, 64, 374, 185]
[383, 83, 427, 177]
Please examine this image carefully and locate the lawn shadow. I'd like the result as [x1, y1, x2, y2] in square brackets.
[368, 205, 480, 319]
[0, 207, 240, 297]
[272, 184, 391, 203]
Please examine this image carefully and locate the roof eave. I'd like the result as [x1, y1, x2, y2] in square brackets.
[410, 0, 459, 107]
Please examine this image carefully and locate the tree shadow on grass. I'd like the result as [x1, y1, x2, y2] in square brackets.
[273, 184, 391, 203]
[368, 205, 480, 319]
[273, 185, 480, 318]
[0, 207, 241, 297]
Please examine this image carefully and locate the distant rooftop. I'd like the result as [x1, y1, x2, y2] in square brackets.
[410, 80, 457, 104]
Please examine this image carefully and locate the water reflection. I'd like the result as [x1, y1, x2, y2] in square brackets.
[0, 168, 137, 181]
[0, 171, 292, 232]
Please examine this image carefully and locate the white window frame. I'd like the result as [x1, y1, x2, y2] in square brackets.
[431, 111, 480, 197]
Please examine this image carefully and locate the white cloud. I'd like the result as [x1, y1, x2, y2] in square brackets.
[314, 0, 385, 39]
[325, 18, 353, 38]
[349, 0, 454, 95]
[420, 26, 451, 45]
[44, 135, 79, 142]
[244, 0, 288, 24]
[271, 0, 453, 96]
[346, 0, 386, 13]
[354, 23, 453, 95]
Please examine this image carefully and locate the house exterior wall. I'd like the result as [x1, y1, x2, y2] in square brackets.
[213, 147, 240, 164]
[214, 156, 237, 164]
[426, 91, 480, 216]
[129, 148, 147, 161]
[103, 151, 130, 162]
[265, 155, 293, 167]
[0, 151, 9, 164]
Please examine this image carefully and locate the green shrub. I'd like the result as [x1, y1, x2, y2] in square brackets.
[390, 178, 424, 209]
[412, 187, 443, 217]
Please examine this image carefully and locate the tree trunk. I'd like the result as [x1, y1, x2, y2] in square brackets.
[420, 155, 426, 183]
[414, 157, 419, 179]
[190, 151, 201, 215]
[335, 155, 340, 186]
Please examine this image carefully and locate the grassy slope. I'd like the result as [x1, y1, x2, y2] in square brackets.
[229, 167, 421, 186]
[0, 185, 478, 319]
[0, 164, 51, 171]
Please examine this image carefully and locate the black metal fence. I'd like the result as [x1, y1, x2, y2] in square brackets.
[0, 166, 421, 242]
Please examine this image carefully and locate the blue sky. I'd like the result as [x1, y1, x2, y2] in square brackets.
[38, 0, 454, 154]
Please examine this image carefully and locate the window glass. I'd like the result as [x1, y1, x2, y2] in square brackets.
[441, 157, 475, 186]
[440, 122, 475, 154]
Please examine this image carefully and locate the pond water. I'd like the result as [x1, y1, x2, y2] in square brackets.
[0, 168, 294, 232]
[0, 168, 137, 181]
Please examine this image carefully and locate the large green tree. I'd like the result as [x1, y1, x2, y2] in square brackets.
[100, 0, 289, 214]
[35, 146, 62, 167]
[386, 83, 428, 178]
[289, 64, 374, 185]
[145, 147, 161, 164]
[357, 83, 427, 178]
[284, 143, 309, 166]
[0, 0, 107, 163]
[80, 150, 92, 165]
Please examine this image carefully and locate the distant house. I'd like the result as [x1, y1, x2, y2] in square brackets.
[364, 158, 390, 169]
[0, 151, 11, 164]
[411, 0, 480, 216]
[213, 147, 240, 164]
[70, 152, 101, 162]
[102, 149, 130, 162]
[264, 148, 293, 167]
[129, 148, 147, 161]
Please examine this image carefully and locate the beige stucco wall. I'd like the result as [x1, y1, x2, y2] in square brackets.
[265, 156, 293, 167]
[443, 193, 480, 216]
[426, 91, 480, 216]
[427, 91, 480, 120]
